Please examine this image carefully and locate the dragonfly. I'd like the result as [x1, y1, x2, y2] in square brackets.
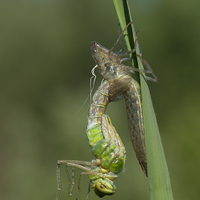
[56, 80, 126, 200]
[90, 22, 158, 176]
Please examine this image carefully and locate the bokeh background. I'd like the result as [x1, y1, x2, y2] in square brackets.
[1, 0, 200, 200]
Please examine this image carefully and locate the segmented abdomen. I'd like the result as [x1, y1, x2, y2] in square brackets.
[87, 81, 109, 146]
[86, 80, 126, 174]
[108, 73, 147, 176]
[123, 79, 147, 176]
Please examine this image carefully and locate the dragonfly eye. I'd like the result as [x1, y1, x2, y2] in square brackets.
[93, 180, 116, 197]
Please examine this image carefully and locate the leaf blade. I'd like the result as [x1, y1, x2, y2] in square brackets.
[113, 1, 174, 199]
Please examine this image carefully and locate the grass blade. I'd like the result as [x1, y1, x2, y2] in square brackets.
[113, 0, 174, 199]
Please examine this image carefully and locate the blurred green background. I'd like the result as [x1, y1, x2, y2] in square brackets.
[1, 0, 200, 200]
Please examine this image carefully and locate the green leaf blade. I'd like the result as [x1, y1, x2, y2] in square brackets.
[113, 0, 174, 199]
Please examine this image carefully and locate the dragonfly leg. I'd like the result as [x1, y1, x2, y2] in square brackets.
[120, 57, 131, 63]
[118, 30, 138, 59]
[76, 170, 98, 200]
[118, 30, 158, 82]
[115, 23, 124, 54]
[71, 167, 75, 195]
[66, 165, 74, 196]
[76, 172, 82, 200]
[118, 23, 124, 53]
[119, 47, 136, 59]
[56, 160, 93, 200]
[86, 180, 92, 200]
[56, 162, 61, 200]
[134, 32, 158, 82]
[110, 22, 133, 52]
[136, 54, 158, 82]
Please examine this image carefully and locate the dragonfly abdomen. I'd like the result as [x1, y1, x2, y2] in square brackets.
[87, 81, 110, 148]
[124, 79, 147, 176]
[102, 73, 147, 176]
[86, 81, 126, 174]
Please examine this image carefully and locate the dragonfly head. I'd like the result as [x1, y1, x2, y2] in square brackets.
[92, 179, 116, 197]
[90, 41, 109, 64]
[90, 41, 125, 81]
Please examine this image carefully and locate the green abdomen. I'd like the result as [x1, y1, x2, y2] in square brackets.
[86, 81, 110, 148]
[86, 81, 126, 174]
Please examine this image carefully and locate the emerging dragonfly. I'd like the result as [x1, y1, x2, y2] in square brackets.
[90, 22, 158, 176]
[56, 80, 126, 200]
